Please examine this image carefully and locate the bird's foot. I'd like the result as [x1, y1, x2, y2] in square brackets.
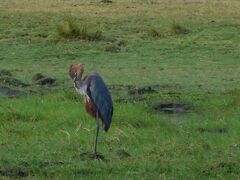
[93, 152, 106, 161]
[80, 151, 107, 161]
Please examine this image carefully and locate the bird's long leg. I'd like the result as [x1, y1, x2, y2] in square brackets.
[94, 111, 99, 156]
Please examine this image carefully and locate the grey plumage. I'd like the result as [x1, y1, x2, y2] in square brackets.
[88, 73, 113, 131]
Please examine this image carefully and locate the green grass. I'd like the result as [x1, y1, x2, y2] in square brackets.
[0, 0, 240, 179]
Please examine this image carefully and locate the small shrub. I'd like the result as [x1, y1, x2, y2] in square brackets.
[170, 22, 188, 35]
[57, 17, 102, 41]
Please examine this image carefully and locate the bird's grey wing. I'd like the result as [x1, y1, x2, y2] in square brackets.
[88, 73, 113, 132]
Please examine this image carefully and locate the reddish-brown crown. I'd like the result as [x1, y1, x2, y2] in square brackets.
[69, 64, 84, 79]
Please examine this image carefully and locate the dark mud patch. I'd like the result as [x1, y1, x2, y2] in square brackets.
[37, 78, 56, 86]
[116, 149, 131, 159]
[128, 86, 156, 95]
[79, 151, 108, 162]
[197, 128, 228, 134]
[0, 166, 31, 178]
[33, 73, 56, 86]
[111, 84, 182, 103]
[111, 85, 161, 103]
[152, 103, 190, 113]
[0, 86, 24, 98]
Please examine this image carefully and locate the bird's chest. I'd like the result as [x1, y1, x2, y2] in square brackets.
[85, 98, 97, 118]
[74, 81, 96, 118]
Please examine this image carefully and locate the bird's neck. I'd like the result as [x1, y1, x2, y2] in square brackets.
[74, 72, 84, 90]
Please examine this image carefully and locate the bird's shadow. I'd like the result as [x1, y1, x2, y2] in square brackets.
[80, 151, 108, 162]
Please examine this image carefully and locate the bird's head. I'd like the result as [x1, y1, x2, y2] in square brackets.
[69, 64, 84, 80]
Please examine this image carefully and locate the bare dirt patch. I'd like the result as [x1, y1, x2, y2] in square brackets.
[33, 73, 56, 86]
[197, 128, 228, 134]
[0, 86, 24, 98]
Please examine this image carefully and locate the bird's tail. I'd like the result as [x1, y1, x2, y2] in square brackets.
[103, 124, 110, 132]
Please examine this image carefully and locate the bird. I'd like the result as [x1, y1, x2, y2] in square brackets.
[69, 64, 113, 157]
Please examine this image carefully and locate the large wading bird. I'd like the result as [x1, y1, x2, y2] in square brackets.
[69, 64, 113, 156]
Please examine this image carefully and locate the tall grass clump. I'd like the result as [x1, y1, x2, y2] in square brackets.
[170, 22, 188, 35]
[57, 17, 102, 41]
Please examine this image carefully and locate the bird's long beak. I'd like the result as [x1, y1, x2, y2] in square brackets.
[73, 76, 77, 81]
[73, 73, 78, 81]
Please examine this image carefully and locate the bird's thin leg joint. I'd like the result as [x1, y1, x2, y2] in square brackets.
[94, 111, 100, 156]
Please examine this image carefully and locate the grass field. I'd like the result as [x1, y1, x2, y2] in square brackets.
[0, 0, 240, 179]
